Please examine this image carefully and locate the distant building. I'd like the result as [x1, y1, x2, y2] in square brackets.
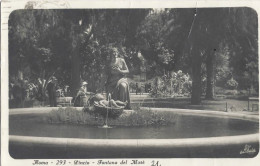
[135, 52, 147, 82]
[140, 66, 146, 82]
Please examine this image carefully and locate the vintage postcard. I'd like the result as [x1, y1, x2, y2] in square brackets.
[1, 0, 260, 166]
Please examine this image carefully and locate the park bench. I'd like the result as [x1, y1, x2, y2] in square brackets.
[248, 97, 259, 112]
[215, 94, 227, 99]
[56, 97, 73, 107]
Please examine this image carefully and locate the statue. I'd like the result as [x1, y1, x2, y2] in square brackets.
[74, 81, 92, 106]
[105, 48, 131, 109]
[46, 77, 57, 107]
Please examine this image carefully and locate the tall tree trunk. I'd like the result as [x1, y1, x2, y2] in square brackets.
[71, 50, 80, 96]
[71, 29, 81, 97]
[205, 49, 216, 99]
[191, 46, 202, 105]
[18, 70, 23, 80]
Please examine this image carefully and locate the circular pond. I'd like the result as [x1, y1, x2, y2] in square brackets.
[9, 113, 259, 139]
[9, 107, 259, 158]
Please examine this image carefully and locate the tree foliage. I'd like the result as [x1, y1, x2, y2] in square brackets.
[9, 8, 258, 105]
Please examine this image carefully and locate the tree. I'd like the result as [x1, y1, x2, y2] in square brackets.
[9, 8, 258, 105]
[202, 8, 258, 99]
[9, 10, 67, 101]
[9, 10, 92, 98]
[136, 10, 177, 78]
[164, 8, 258, 103]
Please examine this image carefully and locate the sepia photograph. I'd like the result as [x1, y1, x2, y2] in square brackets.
[3, 0, 259, 161]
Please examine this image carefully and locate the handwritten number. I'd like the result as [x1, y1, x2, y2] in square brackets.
[151, 160, 161, 166]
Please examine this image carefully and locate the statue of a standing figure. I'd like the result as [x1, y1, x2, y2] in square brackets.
[105, 48, 131, 109]
[46, 76, 57, 107]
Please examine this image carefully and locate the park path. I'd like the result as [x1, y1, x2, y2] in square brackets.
[130, 93, 259, 115]
[9, 93, 258, 116]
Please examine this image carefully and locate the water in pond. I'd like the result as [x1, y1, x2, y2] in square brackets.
[9, 113, 259, 139]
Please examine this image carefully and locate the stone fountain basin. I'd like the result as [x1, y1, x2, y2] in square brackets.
[9, 107, 259, 158]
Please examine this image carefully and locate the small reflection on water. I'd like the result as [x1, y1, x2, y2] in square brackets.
[99, 125, 113, 129]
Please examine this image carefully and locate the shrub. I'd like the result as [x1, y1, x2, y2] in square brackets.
[238, 90, 248, 96]
[150, 70, 192, 97]
[46, 107, 177, 127]
[224, 90, 238, 95]
[226, 78, 238, 90]
[215, 86, 225, 95]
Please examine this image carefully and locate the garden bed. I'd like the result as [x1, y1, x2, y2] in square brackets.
[47, 107, 177, 127]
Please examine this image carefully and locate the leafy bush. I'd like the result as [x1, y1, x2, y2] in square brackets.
[224, 90, 238, 95]
[226, 78, 238, 90]
[215, 86, 225, 95]
[238, 90, 248, 96]
[150, 70, 192, 97]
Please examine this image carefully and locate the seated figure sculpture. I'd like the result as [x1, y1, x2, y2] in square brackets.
[93, 93, 127, 108]
[105, 47, 131, 109]
[84, 93, 126, 119]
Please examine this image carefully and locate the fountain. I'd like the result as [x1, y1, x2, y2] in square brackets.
[99, 93, 112, 129]
[9, 106, 259, 158]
